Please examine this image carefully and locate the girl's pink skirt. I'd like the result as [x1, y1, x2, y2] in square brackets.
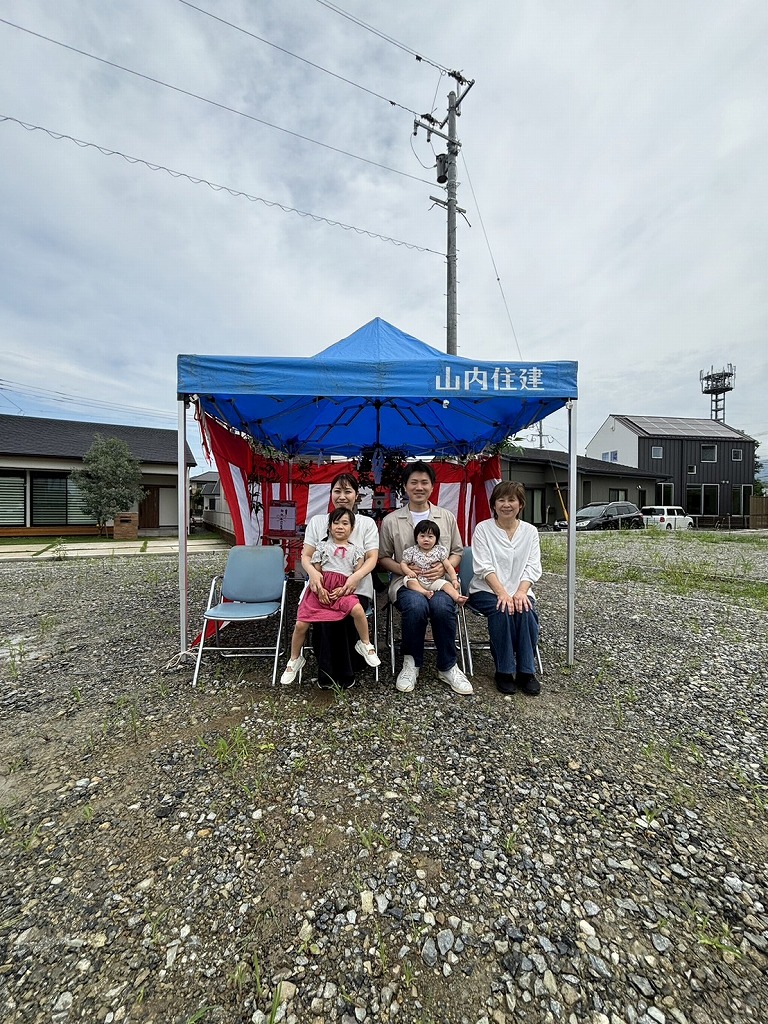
[297, 571, 360, 622]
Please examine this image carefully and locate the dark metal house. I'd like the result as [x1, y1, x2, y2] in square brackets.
[586, 416, 756, 525]
[502, 447, 662, 527]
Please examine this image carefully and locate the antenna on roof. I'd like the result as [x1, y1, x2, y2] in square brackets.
[700, 364, 735, 423]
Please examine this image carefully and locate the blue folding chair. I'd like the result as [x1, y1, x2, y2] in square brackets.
[192, 545, 287, 687]
[458, 546, 543, 677]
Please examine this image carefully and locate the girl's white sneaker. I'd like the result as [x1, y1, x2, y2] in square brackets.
[280, 655, 306, 686]
[355, 641, 381, 667]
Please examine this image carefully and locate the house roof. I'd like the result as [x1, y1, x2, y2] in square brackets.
[611, 415, 754, 442]
[506, 446, 664, 480]
[0, 414, 196, 466]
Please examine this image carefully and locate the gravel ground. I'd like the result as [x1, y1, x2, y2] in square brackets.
[0, 533, 766, 1024]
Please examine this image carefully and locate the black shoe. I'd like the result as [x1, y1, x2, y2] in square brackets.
[516, 673, 541, 696]
[494, 672, 516, 694]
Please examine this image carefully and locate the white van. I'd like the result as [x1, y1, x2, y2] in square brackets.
[641, 506, 694, 530]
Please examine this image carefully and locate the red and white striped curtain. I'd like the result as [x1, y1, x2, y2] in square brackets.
[201, 413, 500, 545]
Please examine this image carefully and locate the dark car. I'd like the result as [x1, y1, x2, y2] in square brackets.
[555, 501, 645, 531]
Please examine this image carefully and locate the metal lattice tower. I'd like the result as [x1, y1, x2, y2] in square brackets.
[700, 364, 735, 422]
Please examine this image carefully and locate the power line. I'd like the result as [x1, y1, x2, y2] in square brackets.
[177, 0, 421, 117]
[314, 0, 453, 76]
[0, 16, 433, 187]
[0, 378, 177, 422]
[461, 153, 524, 360]
[0, 115, 444, 255]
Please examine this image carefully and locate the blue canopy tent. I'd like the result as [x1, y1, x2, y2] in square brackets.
[176, 318, 579, 660]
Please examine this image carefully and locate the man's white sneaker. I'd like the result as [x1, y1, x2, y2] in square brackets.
[438, 664, 474, 695]
[280, 655, 305, 686]
[396, 655, 419, 693]
[355, 640, 381, 667]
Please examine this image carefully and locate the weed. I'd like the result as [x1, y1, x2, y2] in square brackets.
[696, 917, 742, 958]
[503, 829, 519, 853]
[185, 1008, 217, 1024]
[38, 614, 58, 638]
[82, 803, 95, 824]
[0, 809, 13, 833]
[354, 819, 390, 852]
[71, 685, 83, 703]
[402, 958, 416, 987]
[50, 538, 68, 561]
[267, 984, 283, 1024]
[198, 725, 252, 774]
[228, 960, 250, 993]
[116, 696, 142, 745]
[4, 638, 26, 680]
[18, 824, 42, 851]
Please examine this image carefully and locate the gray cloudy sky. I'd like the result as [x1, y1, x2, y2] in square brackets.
[1, 0, 766, 467]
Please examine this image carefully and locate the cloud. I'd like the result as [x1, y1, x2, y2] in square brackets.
[0, 0, 765, 465]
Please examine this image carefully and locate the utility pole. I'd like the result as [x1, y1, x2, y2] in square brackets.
[413, 74, 475, 355]
[445, 91, 458, 355]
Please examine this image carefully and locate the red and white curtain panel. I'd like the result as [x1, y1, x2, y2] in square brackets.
[201, 413, 501, 545]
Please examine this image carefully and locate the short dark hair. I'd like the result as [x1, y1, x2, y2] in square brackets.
[414, 519, 440, 543]
[403, 460, 435, 486]
[325, 506, 355, 538]
[489, 481, 526, 518]
[329, 472, 360, 494]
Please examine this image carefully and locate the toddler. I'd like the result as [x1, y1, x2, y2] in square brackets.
[399, 520, 467, 605]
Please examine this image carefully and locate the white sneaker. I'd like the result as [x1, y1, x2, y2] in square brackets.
[280, 655, 306, 686]
[355, 640, 381, 667]
[396, 655, 419, 693]
[438, 664, 474, 695]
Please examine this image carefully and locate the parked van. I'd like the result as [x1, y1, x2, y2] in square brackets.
[641, 506, 694, 530]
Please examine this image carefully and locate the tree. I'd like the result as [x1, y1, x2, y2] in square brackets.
[71, 434, 145, 535]
[754, 443, 764, 497]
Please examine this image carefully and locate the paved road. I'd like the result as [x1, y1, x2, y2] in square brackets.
[0, 537, 229, 562]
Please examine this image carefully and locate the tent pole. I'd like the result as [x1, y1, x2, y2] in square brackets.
[566, 399, 577, 666]
[178, 398, 189, 656]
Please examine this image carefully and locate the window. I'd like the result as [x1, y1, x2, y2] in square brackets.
[651, 446, 663, 459]
[686, 486, 702, 515]
[701, 444, 717, 463]
[601, 450, 618, 463]
[731, 450, 743, 462]
[687, 465, 696, 476]
[702, 484, 719, 515]
[30, 473, 97, 526]
[0, 472, 25, 526]
[608, 489, 628, 502]
[524, 487, 545, 526]
[655, 483, 674, 504]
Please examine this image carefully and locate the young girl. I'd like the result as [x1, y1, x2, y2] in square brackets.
[281, 508, 380, 685]
[399, 520, 467, 605]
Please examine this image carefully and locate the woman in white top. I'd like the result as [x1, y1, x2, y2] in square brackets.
[301, 473, 379, 689]
[468, 481, 542, 696]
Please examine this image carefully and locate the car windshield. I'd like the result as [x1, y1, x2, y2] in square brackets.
[575, 505, 607, 520]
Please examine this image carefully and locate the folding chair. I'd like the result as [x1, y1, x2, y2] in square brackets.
[192, 545, 287, 688]
[457, 546, 543, 677]
[385, 584, 468, 675]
